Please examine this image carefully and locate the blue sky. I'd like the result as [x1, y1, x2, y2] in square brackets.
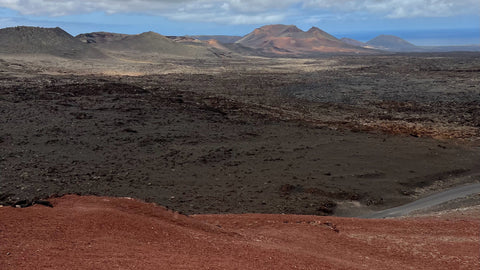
[0, 0, 479, 45]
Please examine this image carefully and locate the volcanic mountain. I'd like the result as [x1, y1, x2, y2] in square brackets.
[235, 24, 375, 56]
[0, 26, 104, 58]
[77, 31, 221, 58]
[366, 35, 422, 52]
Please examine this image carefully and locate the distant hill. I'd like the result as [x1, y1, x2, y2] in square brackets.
[235, 24, 375, 56]
[366, 35, 422, 52]
[87, 31, 190, 53]
[0, 26, 105, 58]
[189, 35, 242, 44]
[343, 35, 480, 53]
[77, 31, 220, 58]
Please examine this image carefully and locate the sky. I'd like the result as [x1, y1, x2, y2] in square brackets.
[0, 0, 479, 46]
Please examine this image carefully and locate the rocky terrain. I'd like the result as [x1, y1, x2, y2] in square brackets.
[1, 24, 480, 269]
[1, 49, 479, 216]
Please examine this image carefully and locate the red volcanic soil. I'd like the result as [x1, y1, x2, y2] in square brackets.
[1, 195, 478, 269]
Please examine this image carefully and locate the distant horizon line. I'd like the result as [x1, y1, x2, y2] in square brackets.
[2, 24, 479, 47]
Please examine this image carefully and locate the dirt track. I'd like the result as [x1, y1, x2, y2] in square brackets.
[1, 195, 478, 270]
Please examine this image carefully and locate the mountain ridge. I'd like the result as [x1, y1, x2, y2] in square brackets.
[2, 25, 479, 59]
[76, 30, 222, 58]
[235, 24, 376, 56]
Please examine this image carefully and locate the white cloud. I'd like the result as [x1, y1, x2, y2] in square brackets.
[171, 12, 285, 24]
[303, 0, 479, 18]
[0, 0, 478, 25]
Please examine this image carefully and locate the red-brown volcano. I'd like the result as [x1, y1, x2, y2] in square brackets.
[235, 24, 376, 56]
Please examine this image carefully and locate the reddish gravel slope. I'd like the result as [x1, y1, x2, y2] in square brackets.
[1, 195, 478, 269]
